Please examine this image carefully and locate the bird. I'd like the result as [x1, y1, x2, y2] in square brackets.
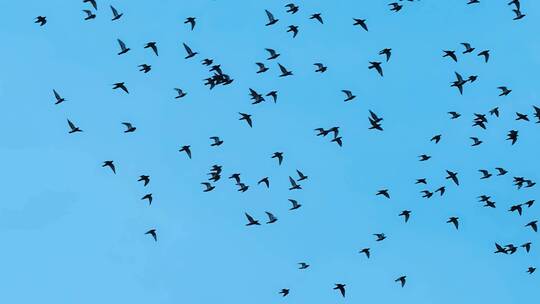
[379, 48, 392, 62]
[144, 42, 158, 56]
[264, 10, 279, 26]
[209, 137, 223, 146]
[184, 17, 196, 30]
[138, 175, 150, 186]
[461, 43, 475, 54]
[279, 289, 289, 297]
[451, 72, 467, 95]
[174, 88, 187, 99]
[289, 177, 302, 190]
[117, 39, 130, 55]
[258, 177, 270, 188]
[53, 89, 66, 104]
[359, 248, 371, 258]
[83, 10, 96, 20]
[509, 204, 523, 216]
[478, 50, 490, 62]
[421, 190, 433, 198]
[239, 113, 253, 127]
[266, 91, 278, 103]
[138, 64, 151, 73]
[527, 267, 536, 274]
[265, 211, 277, 224]
[431, 134, 442, 143]
[265, 48, 280, 60]
[334, 284, 346, 297]
[229, 173, 241, 184]
[83, 0, 97, 10]
[287, 25, 299, 38]
[285, 3, 299, 14]
[495, 167, 508, 176]
[353, 18, 368, 31]
[296, 170, 308, 181]
[489, 107, 500, 117]
[67, 119, 82, 133]
[145, 229, 157, 242]
[521, 242, 532, 253]
[447, 217, 459, 230]
[416, 178, 427, 184]
[342, 90, 356, 102]
[112, 82, 129, 94]
[298, 262, 310, 269]
[201, 182, 215, 192]
[448, 111, 461, 119]
[526, 221, 538, 232]
[443, 50, 458, 62]
[435, 186, 446, 196]
[331, 136, 343, 147]
[533, 106, 540, 123]
[374, 233, 387, 241]
[141, 193, 153, 205]
[494, 243, 508, 254]
[289, 199, 302, 210]
[395, 276, 407, 287]
[255, 62, 269, 73]
[399, 210, 411, 223]
[479, 169, 492, 179]
[102, 161, 116, 174]
[516, 112, 529, 121]
[368, 61, 383, 77]
[183, 43, 198, 59]
[202, 58, 213, 66]
[314, 63, 327, 73]
[271, 152, 284, 165]
[498, 86, 512, 96]
[245, 213, 260, 226]
[35, 16, 47, 26]
[446, 170, 459, 185]
[110, 5, 123, 21]
[377, 189, 390, 199]
[310, 13, 323, 24]
[179, 145, 192, 158]
[121, 122, 136, 133]
[278, 63, 293, 77]
[513, 9, 525, 20]
[419, 154, 431, 161]
[507, 130, 518, 145]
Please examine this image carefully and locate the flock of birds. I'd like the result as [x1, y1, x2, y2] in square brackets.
[33, 0, 536, 299]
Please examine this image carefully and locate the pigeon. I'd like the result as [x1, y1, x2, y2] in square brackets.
[443, 50, 458, 62]
[266, 91, 278, 103]
[53, 89, 65, 104]
[431, 134, 442, 143]
[201, 182, 215, 192]
[265, 211, 277, 224]
[296, 170, 308, 181]
[144, 42, 158, 56]
[389, 2, 403, 12]
[359, 248, 371, 258]
[113, 82, 129, 94]
[138, 64, 151, 73]
[526, 221, 538, 232]
[448, 111, 461, 119]
[334, 284, 346, 297]
[298, 262, 310, 269]
[285, 3, 299, 14]
[374, 233, 387, 241]
[141, 193, 153, 205]
[395, 276, 407, 287]
[265, 48, 280, 60]
[342, 90, 356, 102]
[265, 10, 279, 26]
[446, 170, 459, 185]
[287, 25, 299, 38]
[255, 62, 269, 73]
[258, 177, 270, 188]
[461, 43, 475, 54]
[138, 175, 150, 186]
[174, 88, 187, 99]
[447, 217, 459, 230]
[145, 229, 157, 242]
[278, 63, 293, 77]
[379, 48, 392, 61]
[521, 242, 532, 253]
[310, 13, 323, 24]
[507, 130, 518, 145]
[183, 43, 198, 59]
[478, 50, 490, 62]
[314, 63, 327, 73]
[67, 119, 82, 133]
[279, 289, 289, 297]
[289, 199, 302, 210]
[210, 137, 223, 146]
[121, 122, 136, 133]
[271, 152, 284, 165]
[239, 113, 253, 127]
[82, 10, 96, 20]
[117, 39, 130, 55]
[110, 5, 123, 21]
[35, 16, 47, 26]
[289, 177, 302, 190]
[494, 243, 508, 254]
[102, 161, 116, 174]
[245, 213, 260, 226]
[495, 167, 508, 176]
[368, 61, 383, 76]
[416, 178, 427, 184]
[498, 86, 512, 96]
[353, 18, 368, 31]
[479, 169, 492, 179]
[527, 267, 536, 274]
[179, 145, 192, 158]
[377, 189, 390, 199]
[399, 210, 411, 223]
[184, 17, 196, 30]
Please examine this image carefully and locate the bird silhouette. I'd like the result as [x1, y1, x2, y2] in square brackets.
[82, 10, 96, 21]
[138, 175, 150, 186]
[113, 82, 129, 94]
[359, 248, 371, 258]
[310, 13, 323, 24]
[245, 213, 260, 226]
[265, 211, 277, 224]
[183, 43, 198, 59]
[334, 284, 346, 297]
[83, 0, 97, 10]
[53, 89, 66, 105]
[278, 63, 293, 77]
[288, 199, 302, 210]
[110, 5, 123, 21]
[117, 39, 130, 55]
[144, 42, 158, 56]
[353, 18, 368, 31]
[102, 161, 116, 174]
[264, 10, 279, 26]
[184, 17, 196, 30]
[67, 119, 82, 133]
[447, 217, 459, 230]
[271, 152, 284, 165]
[399, 210, 411, 223]
[35, 16, 47, 26]
[525, 221, 538, 232]
[179, 145, 192, 158]
[141, 193, 153, 205]
[289, 177, 302, 190]
[145, 229, 157, 242]
[395, 276, 407, 287]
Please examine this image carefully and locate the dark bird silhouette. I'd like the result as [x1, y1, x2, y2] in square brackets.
[377, 189, 390, 199]
[202, 58, 213, 66]
[431, 134, 442, 143]
[513, 9, 525, 20]
[271, 152, 284, 165]
[67, 119, 82, 133]
[117, 39, 130, 55]
[265, 91, 278, 103]
[389, 3, 403, 12]
[435, 186, 446, 196]
[102, 160, 116, 174]
[379, 48, 392, 62]
[144, 42, 158, 56]
[447, 217, 459, 230]
[489, 107, 500, 117]
[421, 190, 433, 198]
[83, 10, 96, 20]
[265, 211, 277, 224]
[184, 17, 196, 30]
[533, 106, 540, 123]
[516, 112, 529, 121]
[138, 175, 150, 186]
[342, 90, 356, 102]
[507, 130, 518, 145]
[525, 200, 535, 208]
[353, 18, 368, 31]
[258, 177, 270, 188]
[526, 221, 538, 232]
[368, 61, 383, 77]
[278, 63, 293, 77]
[285, 3, 299, 14]
[296, 170, 308, 181]
[110, 5, 123, 21]
[229, 173, 241, 184]
[310, 13, 323, 24]
[179, 145, 192, 158]
[509, 204, 523, 216]
[498, 86, 511, 96]
[478, 50, 490, 62]
[174, 88, 187, 99]
[298, 262, 310, 269]
[121, 122, 136, 133]
[522, 242, 532, 253]
[527, 267, 536, 274]
[395, 276, 407, 287]
[113, 82, 129, 94]
[461, 43, 475, 54]
[279, 289, 289, 297]
[331, 137, 343, 147]
[446, 170, 459, 185]
[210, 136, 223, 146]
[508, 0, 521, 10]
[183, 43, 198, 59]
[374, 233, 387, 241]
[138, 64, 151, 73]
[145, 229, 157, 241]
[334, 284, 346, 297]
[289, 199, 302, 210]
[451, 72, 467, 95]
[289, 176, 302, 190]
[84, 0, 97, 10]
[443, 50, 458, 62]
[265, 48, 280, 60]
[287, 25, 299, 38]
[416, 178, 427, 184]
[35, 16, 47, 26]
[467, 75, 478, 83]
[495, 167, 508, 176]
[399, 210, 411, 223]
[448, 111, 461, 119]
[201, 182, 215, 192]
[245, 213, 260, 226]
[314, 63, 327, 73]
[479, 169, 492, 179]
[239, 113, 253, 127]
[494, 243, 508, 254]
[255, 62, 269, 73]
[419, 154, 431, 161]
[53, 89, 65, 105]
[265, 10, 279, 26]
[141, 193, 153, 205]
[359, 248, 370, 258]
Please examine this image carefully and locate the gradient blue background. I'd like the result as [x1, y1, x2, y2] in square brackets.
[0, 1, 538, 303]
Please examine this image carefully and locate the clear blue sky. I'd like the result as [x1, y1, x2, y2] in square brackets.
[0, 1, 538, 303]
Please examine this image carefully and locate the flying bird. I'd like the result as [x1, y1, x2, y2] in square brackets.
[245, 213, 260, 226]
[379, 48, 392, 61]
[310, 13, 323, 24]
[174, 88, 187, 99]
[35, 16, 47, 26]
[285, 3, 299, 14]
[461, 42, 475, 54]
[314, 63, 327, 73]
[239, 113, 253, 127]
[102, 161, 116, 174]
[353, 18, 368, 31]
[144, 42, 158, 56]
[184, 17, 196, 30]
[121, 122, 136, 133]
[271, 152, 284, 165]
[447, 217, 459, 230]
[359, 248, 371, 258]
[210, 137, 223, 146]
[478, 50, 490, 62]
[110, 5, 123, 21]
[141, 193, 153, 205]
[289, 199, 302, 210]
[278, 63, 293, 77]
[113, 82, 129, 94]
[67, 119, 82, 133]
[446, 170, 459, 185]
[179, 145, 192, 158]
[399, 210, 411, 223]
[289, 177, 302, 190]
[443, 50, 458, 62]
[117, 39, 130, 55]
[83, 10, 96, 20]
[201, 182, 215, 192]
[334, 284, 346, 297]
[526, 221, 538, 232]
[265, 48, 280, 60]
[368, 61, 383, 76]
[342, 90, 356, 102]
[53, 89, 65, 104]
[287, 25, 299, 38]
[265, 211, 277, 224]
[83, 0, 97, 10]
[145, 229, 157, 242]
[265, 10, 279, 26]
[183, 43, 198, 59]
[138, 175, 150, 186]
[395, 276, 407, 287]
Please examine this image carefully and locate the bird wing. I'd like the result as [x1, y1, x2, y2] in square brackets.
[53, 89, 61, 100]
[265, 10, 275, 21]
[67, 119, 76, 129]
[245, 213, 255, 222]
[278, 63, 287, 73]
[117, 39, 127, 50]
[183, 43, 193, 54]
[289, 176, 297, 187]
[111, 5, 119, 16]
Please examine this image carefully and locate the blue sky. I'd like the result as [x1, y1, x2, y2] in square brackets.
[0, 0, 538, 303]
